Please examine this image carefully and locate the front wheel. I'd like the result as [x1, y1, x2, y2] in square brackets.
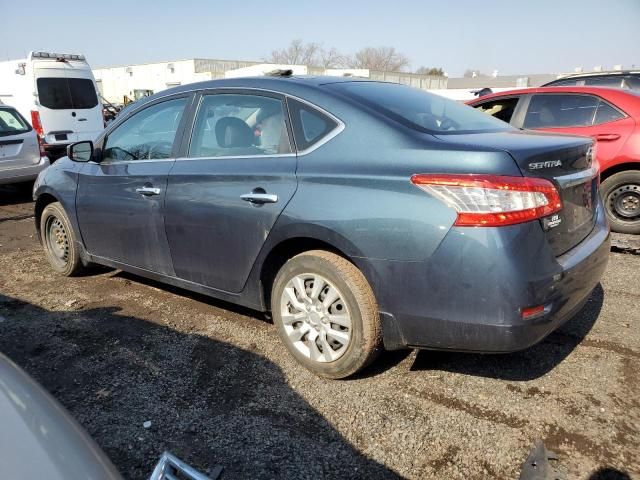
[601, 171, 640, 234]
[271, 250, 382, 379]
[40, 202, 86, 276]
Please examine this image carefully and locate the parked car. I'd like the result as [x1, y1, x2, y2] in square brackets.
[33, 77, 609, 378]
[0, 352, 214, 480]
[0, 103, 49, 185]
[0, 51, 104, 160]
[542, 70, 640, 91]
[468, 86, 640, 234]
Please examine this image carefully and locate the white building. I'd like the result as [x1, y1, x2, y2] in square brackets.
[93, 58, 447, 104]
[94, 58, 261, 103]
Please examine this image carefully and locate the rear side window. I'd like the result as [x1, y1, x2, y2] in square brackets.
[188, 93, 291, 158]
[37, 77, 99, 109]
[329, 81, 512, 134]
[473, 97, 520, 124]
[584, 76, 624, 88]
[0, 108, 30, 137]
[524, 94, 598, 128]
[287, 98, 339, 151]
[593, 101, 625, 124]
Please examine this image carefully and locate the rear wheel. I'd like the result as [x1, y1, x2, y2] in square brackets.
[271, 250, 382, 379]
[601, 171, 640, 234]
[40, 202, 86, 276]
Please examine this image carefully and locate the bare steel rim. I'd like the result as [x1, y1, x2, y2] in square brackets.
[279, 273, 352, 363]
[45, 214, 69, 268]
[607, 183, 640, 221]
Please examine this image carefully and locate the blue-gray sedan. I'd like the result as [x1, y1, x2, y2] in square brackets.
[33, 76, 609, 378]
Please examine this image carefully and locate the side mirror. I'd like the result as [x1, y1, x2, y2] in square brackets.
[67, 141, 93, 162]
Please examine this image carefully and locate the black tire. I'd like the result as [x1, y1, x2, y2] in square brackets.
[40, 202, 86, 276]
[271, 250, 382, 379]
[601, 171, 640, 234]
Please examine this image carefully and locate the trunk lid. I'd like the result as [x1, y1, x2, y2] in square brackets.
[435, 130, 598, 256]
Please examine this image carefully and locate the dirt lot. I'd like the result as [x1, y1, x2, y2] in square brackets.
[0, 183, 638, 479]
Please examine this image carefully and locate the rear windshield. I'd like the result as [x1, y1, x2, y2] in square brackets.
[328, 81, 513, 134]
[37, 77, 99, 110]
[0, 108, 30, 137]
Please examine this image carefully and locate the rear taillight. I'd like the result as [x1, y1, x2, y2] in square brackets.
[30, 110, 44, 137]
[37, 135, 47, 157]
[411, 174, 563, 227]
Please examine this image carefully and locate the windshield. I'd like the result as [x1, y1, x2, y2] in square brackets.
[0, 108, 30, 137]
[37, 77, 99, 110]
[328, 81, 513, 134]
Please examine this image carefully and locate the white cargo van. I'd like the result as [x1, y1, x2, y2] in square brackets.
[0, 51, 104, 159]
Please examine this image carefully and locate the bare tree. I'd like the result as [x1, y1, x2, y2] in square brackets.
[348, 47, 410, 72]
[415, 66, 445, 76]
[268, 39, 322, 65]
[319, 47, 347, 68]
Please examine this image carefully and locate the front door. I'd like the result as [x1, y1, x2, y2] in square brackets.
[164, 91, 297, 293]
[76, 95, 191, 275]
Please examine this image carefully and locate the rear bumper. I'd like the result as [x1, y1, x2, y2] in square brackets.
[365, 201, 610, 352]
[0, 157, 50, 185]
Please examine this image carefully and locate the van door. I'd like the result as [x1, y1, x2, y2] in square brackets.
[33, 60, 103, 146]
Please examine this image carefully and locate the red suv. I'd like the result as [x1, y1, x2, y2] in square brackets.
[468, 87, 640, 234]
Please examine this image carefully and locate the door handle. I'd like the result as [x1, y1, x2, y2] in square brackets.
[135, 186, 161, 196]
[593, 133, 621, 142]
[240, 193, 278, 204]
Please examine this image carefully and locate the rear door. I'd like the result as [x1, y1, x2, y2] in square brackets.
[76, 94, 192, 275]
[521, 93, 635, 168]
[34, 60, 103, 144]
[164, 90, 297, 293]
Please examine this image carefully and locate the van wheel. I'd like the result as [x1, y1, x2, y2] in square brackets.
[601, 171, 640, 234]
[40, 202, 86, 276]
[271, 250, 382, 379]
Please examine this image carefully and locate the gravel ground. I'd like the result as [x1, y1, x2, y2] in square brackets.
[0, 183, 638, 479]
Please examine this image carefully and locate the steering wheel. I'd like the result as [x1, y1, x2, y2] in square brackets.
[438, 117, 461, 131]
[107, 146, 136, 160]
[147, 141, 174, 159]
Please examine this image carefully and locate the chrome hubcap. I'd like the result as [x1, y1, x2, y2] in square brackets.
[608, 184, 640, 220]
[280, 273, 352, 363]
[46, 216, 69, 266]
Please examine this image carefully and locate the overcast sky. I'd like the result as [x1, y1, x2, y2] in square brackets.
[2, 0, 638, 76]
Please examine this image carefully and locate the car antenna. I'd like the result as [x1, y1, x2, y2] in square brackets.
[265, 69, 294, 77]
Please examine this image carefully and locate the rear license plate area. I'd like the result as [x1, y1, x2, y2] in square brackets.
[55, 134, 68, 141]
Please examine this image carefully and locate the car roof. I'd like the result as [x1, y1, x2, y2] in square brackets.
[548, 70, 640, 80]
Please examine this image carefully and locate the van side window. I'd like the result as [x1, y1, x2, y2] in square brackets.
[103, 97, 188, 162]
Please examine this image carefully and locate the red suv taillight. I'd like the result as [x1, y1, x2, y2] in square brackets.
[30, 110, 44, 137]
[411, 174, 563, 227]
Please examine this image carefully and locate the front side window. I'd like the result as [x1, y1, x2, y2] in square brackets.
[474, 97, 520, 124]
[37, 77, 99, 109]
[189, 94, 291, 158]
[0, 108, 30, 137]
[103, 97, 187, 162]
[288, 98, 339, 151]
[524, 94, 599, 128]
[328, 81, 512, 134]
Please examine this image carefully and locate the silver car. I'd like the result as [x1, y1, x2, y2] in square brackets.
[0, 104, 49, 185]
[0, 352, 216, 480]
